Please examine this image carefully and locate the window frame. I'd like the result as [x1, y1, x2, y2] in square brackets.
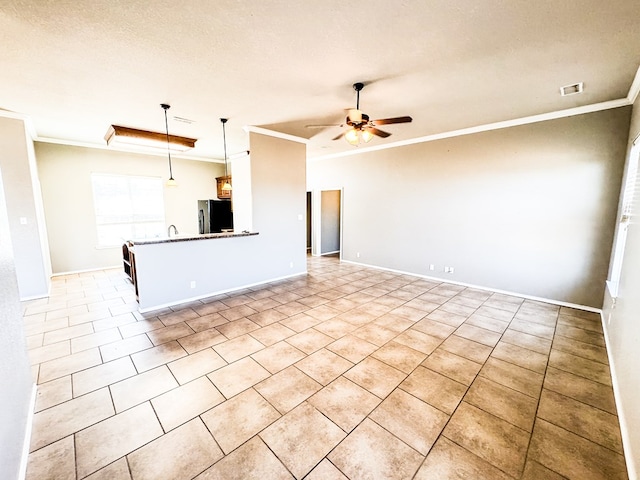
[90, 173, 166, 248]
[608, 138, 640, 298]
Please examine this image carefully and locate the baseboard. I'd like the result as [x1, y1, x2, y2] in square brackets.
[320, 250, 340, 256]
[340, 259, 601, 313]
[19, 293, 49, 302]
[51, 265, 121, 277]
[600, 312, 636, 480]
[138, 271, 308, 313]
[18, 383, 37, 480]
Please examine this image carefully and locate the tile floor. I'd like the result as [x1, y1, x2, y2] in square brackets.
[23, 255, 628, 479]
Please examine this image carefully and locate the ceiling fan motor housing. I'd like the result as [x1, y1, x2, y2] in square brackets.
[347, 112, 369, 129]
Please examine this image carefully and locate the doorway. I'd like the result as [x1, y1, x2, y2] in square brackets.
[320, 190, 341, 255]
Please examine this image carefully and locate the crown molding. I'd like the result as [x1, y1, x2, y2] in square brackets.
[310, 97, 632, 162]
[6, 64, 639, 162]
[35, 136, 224, 163]
[627, 65, 640, 104]
[243, 125, 310, 144]
[0, 109, 38, 139]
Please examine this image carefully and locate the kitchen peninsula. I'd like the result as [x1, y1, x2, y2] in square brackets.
[122, 130, 308, 312]
[126, 231, 259, 311]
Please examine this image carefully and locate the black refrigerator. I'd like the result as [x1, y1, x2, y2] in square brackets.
[198, 199, 233, 234]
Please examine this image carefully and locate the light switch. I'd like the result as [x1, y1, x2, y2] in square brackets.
[297, 214, 303, 221]
[19, 217, 27, 225]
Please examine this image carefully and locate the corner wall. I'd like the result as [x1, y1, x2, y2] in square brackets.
[602, 96, 640, 479]
[35, 143, 225, 274]
[0, 165, 35, 480]
[308, 107, 631, 308]
[247, 132, 307, 276]
[0, 117, 51, 299]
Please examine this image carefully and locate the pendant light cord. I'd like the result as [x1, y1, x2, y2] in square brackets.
[162, 104, 174, 180]
[221, 118, 228, 178]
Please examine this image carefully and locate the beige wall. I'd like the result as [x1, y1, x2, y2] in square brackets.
[248, 132, 307, 274]
[603, 96, 640, 479]
[0, 164, 34, 480]
[35, 143, 225, 273]
[308, 107, 631, 308]
[0, 117, 51, 298]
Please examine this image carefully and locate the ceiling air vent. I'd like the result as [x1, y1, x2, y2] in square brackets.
[560, 82, 584, 96]
[173, 116, 195, 124]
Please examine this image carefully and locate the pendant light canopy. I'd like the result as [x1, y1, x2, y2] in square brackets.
[220, 118, 232, 192]
[161, 104, 177, 187]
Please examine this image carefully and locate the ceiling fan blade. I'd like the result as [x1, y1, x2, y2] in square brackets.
[372, 116, 413, 125]
[366, 127, 391, 138]
[305, 124, 343, 128]
[332, 131, 346, 141]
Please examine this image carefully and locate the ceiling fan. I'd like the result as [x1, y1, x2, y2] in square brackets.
[307, 82, 412, 145]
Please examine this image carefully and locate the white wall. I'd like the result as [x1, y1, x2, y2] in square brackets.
[35, 142, 225, 273]
[602, 96, 640, 479]
[229, 154, 253, 232]
[0, 165, 34, 480]
[0, 117, 51, 299]
[308, 107, 630, 308]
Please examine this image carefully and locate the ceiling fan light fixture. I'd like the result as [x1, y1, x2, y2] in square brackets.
[345, 128, 360, 145]
[307, 81, 412, 145]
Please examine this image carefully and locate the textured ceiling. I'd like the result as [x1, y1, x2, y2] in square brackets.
[1, 0, 639, 160]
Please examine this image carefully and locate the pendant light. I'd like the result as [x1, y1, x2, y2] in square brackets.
[220, 118, 232, 191]
[161, 104, 177, 187]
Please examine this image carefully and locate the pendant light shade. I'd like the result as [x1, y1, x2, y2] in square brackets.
[161, 104, 177, 187]
[220, 118, 232, 192]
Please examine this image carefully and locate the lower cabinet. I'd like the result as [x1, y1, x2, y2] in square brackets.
[122, 242, 138, 301]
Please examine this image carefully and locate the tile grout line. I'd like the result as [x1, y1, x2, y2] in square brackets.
[518, 302, 561, 479]
[24, 258, 622, 479]
[408, 293, 513, 479]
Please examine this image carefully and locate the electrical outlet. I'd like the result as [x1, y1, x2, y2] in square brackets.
[449, 267, 455, 274]
[190, 281, 196, 288]
[444, 266, 449, 273]
[429, 264, 434, 271]
[357, 252, 360, 258]
[289, 261, 294, 268]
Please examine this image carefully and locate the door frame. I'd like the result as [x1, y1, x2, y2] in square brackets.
[311, 188, 344, 260]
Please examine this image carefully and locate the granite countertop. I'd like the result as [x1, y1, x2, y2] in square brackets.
[128, 231, 259, 246]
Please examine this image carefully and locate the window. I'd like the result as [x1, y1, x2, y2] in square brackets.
[91, 174, 165, 247]
[608, 139, 639, 297]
